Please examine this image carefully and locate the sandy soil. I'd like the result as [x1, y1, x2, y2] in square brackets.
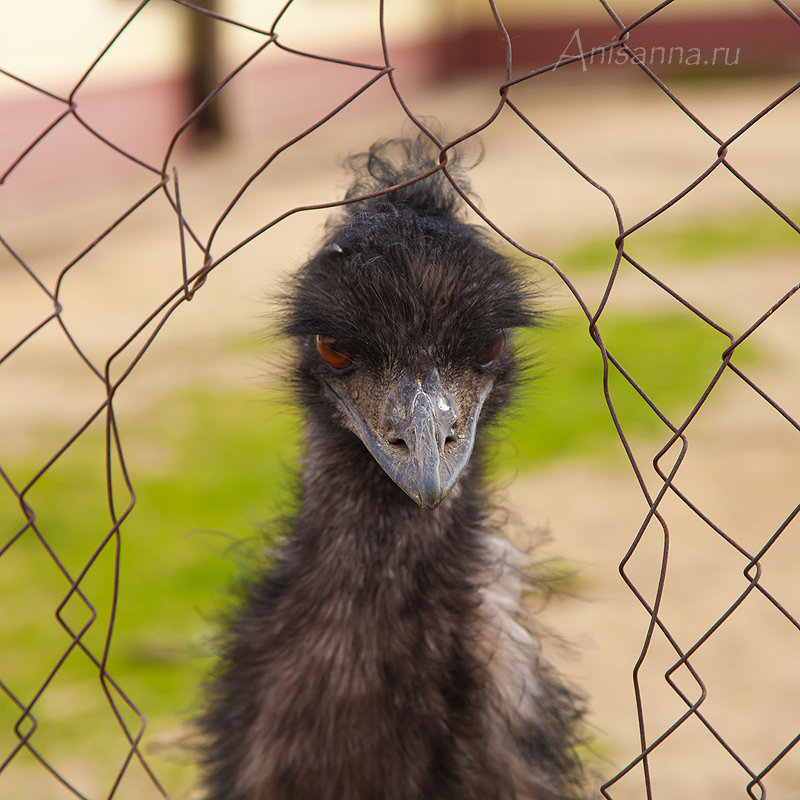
[500, 234, 800, 797]
[2, 72, 799, 798]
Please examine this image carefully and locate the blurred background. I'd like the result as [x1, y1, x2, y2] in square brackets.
[1, 1, 799, 798]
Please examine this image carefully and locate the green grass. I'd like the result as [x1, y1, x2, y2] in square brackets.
[0, 390, 302, 796]
[553, 207, 799, 273]
[490, 309, 750, 472]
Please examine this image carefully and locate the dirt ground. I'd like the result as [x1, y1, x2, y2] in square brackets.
[2, 71, 799, 798]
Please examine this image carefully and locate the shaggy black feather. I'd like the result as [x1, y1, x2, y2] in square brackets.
[200, 135, 587, 800]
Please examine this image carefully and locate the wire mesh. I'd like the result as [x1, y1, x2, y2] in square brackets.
[1, 1, 799, 798]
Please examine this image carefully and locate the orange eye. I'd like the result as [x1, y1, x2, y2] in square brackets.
[316, 335, 352, 370]
[476, 330, 505, 367]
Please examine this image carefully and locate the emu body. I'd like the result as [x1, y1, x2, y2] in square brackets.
[201, 139, 585, 800]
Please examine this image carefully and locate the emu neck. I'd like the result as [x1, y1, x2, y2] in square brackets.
[296, 418, 486, 581]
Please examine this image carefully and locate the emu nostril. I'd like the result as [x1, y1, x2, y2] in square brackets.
[388, 436, 409, 452]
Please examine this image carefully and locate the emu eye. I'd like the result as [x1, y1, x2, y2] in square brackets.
[316, 335, 352, 370]
[475, 330, 506, 368]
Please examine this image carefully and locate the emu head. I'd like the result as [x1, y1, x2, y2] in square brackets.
[285, 139, 535, 508]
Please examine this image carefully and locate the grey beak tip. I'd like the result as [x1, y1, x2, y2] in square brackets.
[415, 493, 444, 510]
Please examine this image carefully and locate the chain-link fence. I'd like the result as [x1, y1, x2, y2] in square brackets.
[2, 1, 799, 798]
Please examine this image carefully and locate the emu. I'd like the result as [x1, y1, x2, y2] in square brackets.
[200, 137, 586, 800]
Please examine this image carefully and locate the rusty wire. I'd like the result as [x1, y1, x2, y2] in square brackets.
[1, 0, 799, 798]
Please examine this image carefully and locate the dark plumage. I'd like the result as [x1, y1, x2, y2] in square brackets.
[200, 137, 586, 800]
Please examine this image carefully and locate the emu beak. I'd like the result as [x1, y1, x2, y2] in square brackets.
[329, 369, 491, 509]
